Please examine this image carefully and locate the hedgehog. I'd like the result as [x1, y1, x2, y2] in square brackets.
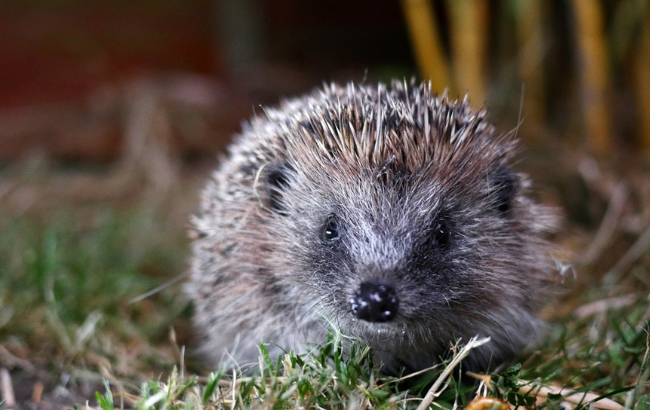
[187, 80, 555, 375]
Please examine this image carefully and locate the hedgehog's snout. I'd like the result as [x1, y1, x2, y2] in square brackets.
[349, 281, 399, 323]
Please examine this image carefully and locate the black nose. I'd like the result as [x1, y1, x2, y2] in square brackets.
[350, 281, 399, 322]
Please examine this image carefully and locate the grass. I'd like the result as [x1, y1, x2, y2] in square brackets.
[90, 333, 481, 409]
[0, 153, 649, 409]
[0, 175, 192, 395]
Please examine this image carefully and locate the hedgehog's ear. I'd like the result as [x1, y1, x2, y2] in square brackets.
[264, 164, 292, 216]
[489, 165, 519, 217]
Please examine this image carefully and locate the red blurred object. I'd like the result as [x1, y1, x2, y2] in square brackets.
[0, 2, 215, 109]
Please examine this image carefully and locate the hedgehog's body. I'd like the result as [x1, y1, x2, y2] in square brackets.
[187, 81, 554, 374]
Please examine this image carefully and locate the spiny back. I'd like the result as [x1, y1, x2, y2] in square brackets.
[188, 79, 556, 375]
[250, 80, 515, 176]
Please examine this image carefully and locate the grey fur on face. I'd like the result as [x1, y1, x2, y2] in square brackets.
[187, 80, 556, 375]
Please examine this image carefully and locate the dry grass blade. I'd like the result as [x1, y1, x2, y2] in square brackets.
[572, 294, 638, 319]
[0, 368, 16, 407]
[518, 383, 624, 410]
[416, 336, 491, 410]
[467, 373, 625, 410]
[605, 222, 650, 284]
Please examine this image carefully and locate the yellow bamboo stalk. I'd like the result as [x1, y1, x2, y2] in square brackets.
[513, 0, 545, 140]
[447, 0, 489, 104]
[571, 0, 613, 154]
[634, 6, 650, 150]
[401, 0, 451, 94]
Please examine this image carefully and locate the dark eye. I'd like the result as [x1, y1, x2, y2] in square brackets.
[434, 220, 451, 250]
[322, 214, 341, 243]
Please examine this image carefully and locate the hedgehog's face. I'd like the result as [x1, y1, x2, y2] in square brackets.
[262, 159, 527, 349]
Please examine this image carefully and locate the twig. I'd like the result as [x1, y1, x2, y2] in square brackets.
[573, 294, 639, 319]
[0, 345, 35, 372]
[579, 183, 629, 265]
[605, 222, 650, 284]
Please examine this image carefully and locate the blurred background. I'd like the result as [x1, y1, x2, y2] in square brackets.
[1, 0, 649, 407]
[1, 0, 648, 164]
